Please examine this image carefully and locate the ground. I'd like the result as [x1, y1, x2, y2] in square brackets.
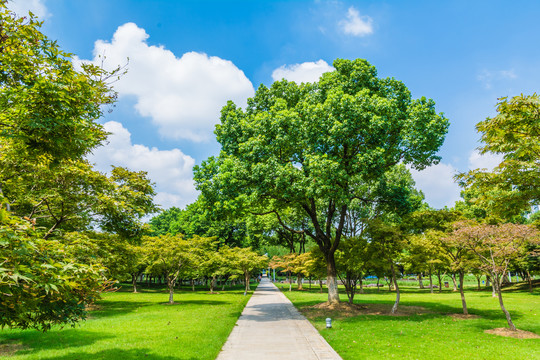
[278, 282, 540, 360]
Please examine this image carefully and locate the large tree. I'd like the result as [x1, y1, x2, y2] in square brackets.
[195, 59, 448, 303]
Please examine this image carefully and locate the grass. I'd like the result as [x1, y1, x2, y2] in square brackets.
[277, 282, 540, 360]
[0, 283, 255, 359]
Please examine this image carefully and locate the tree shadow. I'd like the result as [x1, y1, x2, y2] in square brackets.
[29, 347, 199, 360]
[1, 329, 112, 353]
[89, 300, 155, 319]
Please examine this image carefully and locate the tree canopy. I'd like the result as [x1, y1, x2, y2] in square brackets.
[195, 58, 448, 303]
[458, 94, 540, 218]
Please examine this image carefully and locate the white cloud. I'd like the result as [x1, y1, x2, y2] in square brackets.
[477, 69, 517, 89]
[272, 60, 334, 83]
[409, 163, 461, 209]
[81, 23, 254, 142]
[88, 121, 198, 209]
[6, 0, 49, 19]
[468, 150, 503, 171]
[410, 150, 505, 209]
[338, 7, 373, 37]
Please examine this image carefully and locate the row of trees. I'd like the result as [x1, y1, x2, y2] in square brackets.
[186, 58, 540, 333]
[0, 6, 271, 331]
[269, 216, 539, 330]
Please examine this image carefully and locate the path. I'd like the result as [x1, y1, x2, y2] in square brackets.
[216, 278, 342, 360]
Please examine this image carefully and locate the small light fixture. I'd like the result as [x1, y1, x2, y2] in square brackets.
[326, 318, 332, 328]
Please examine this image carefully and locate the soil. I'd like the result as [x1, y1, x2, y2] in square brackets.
[447, 313, 481, 320]
[300, 301, 432, 319]
[484, 328, 540, 339]
[0, 341, 28, 357]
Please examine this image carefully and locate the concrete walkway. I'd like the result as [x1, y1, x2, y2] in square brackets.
[216, 278, 342, 360]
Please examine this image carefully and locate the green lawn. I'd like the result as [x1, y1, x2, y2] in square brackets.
[0, 284, 254, 359]
[278, 283, 540, 360]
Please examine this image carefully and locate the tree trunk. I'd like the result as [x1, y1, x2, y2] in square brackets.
[390, 262, 400, 314]
[191, 279, 195, 292]
[476, 275, 481, 290]
[419, 273, 424, 289]
[376, 277, 380, 293]
[318, 278, 323, 293]
[493, 273, 516, 331]
[167, 276, 176, 304]
[458, 271, 468, 315]
[297, 274, 303, 290]
[210, 275, 216, 294]
[288, 271, 292, 292]
[429, 270, 433, 294]
[326, 253, 340, 303]
[244, 272, 250, 296]
[437, 270, 442, 294]
[309, 276, 312, 289]
[451, 273, 458, 292]
[359, 278, 364, 294]
[527, 270, 533, 293]
[131, 273, 138, 293]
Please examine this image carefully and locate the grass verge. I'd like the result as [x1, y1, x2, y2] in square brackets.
[0, 284, 255, 359]
[278, 283, 540, 360]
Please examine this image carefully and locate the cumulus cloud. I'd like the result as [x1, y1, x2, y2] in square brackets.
[409, 163, 461, 209]
[468, 150, 503, 171]
[338, 7, 373, 37]
[6, 0, 49, 19]
[80, 23, 254, 142]
[410, 150, 505, 209]
[88, 121, 198, 209]
[272, 60, 334, 83]
[477, 69, 517, 89]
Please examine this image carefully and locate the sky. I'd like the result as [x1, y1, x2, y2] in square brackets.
[7, 0, 540, 210]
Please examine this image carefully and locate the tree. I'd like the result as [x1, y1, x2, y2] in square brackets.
[440, 225, 476, 315]
[195, 58, 448, 303]
[367, 220, 406, 314]
[335, 237, 369, 303]
[0, 5, 132, 330]
[451, 222, 539, 330]
[224, 247, 268, 296]
[458, 94, 540, 218]
[145, 234, 205, 304]
[0, 210, 105, 331]
[149, 196, 249, 248]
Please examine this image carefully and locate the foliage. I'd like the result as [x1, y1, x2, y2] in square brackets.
[0, 4, 121, 160]
[457, 94, 540, 218]
[0, 210, 105, 331]
[335, 237, 369, 303]
[448, 221, 540, 329]
[0, 4, 157, 331]
[223, 247, 268, 295]
[195, 58, 448, 303]
[149, 196, 249, 247]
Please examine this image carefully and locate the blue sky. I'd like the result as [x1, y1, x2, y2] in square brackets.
[8, 0, 540, 209]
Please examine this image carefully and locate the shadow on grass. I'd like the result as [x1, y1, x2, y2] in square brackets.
[89, 300, 155, 319]
[2, 329, 112, 354]
[30, 347, 198, 360]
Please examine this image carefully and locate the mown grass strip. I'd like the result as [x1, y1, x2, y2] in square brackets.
[0, 284, 254, 360]
[279, 283, 540, 360]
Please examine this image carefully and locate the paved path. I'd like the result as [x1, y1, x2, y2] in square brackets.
[216, 278, 342, 360]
